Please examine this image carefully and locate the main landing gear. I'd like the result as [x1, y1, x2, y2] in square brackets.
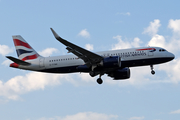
[150, 65, 155, 75]
[97, 74, 104, 84]
[97, 78, 103, 84]
[89, 71, 103, 84]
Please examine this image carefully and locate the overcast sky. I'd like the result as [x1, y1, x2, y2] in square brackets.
[1, 0, 180, 120]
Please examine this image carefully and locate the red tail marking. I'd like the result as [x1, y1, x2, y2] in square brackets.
[21, 54, 39, 61]
[13, 39, 32, 49]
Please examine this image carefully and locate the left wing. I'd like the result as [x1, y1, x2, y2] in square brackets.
[50, 28, 103, 69]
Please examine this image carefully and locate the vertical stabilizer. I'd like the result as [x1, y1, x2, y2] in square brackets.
[12, 35, 41, 61]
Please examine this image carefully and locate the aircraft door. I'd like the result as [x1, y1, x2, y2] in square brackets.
[148, 51, 154, 56]
[39, 57, 45, 68]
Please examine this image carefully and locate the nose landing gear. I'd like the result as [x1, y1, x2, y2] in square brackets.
[150, 65, 155, 75]
[151, 70, 155, 75]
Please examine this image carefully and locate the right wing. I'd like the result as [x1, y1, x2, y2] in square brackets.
[50, 28, 103, 68]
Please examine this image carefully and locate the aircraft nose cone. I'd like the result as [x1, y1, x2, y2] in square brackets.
[169, 52, 175, 60]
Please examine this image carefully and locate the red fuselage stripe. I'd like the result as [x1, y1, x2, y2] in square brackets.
[136, 48, 155, 51]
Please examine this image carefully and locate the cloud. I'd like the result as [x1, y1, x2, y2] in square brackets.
[144, 19, 180, 84]
[77, 73, 95, 84]
[85, 44, 93, 51]
[0, 72, 68, 100]
[147, 19, 180, 53]
[117, 12, 131, 16]
[0, 71, 98, 101]
[0, 44, 13, 56]
[157, 58, 180, 84]
[105, 66, 152, 87]
[168, 19, 180, 34]
[128, 116, 145, 120]
[112, 36, 142, 50]
[143, 19, 165, 47]
[38, 48, 59, 57]
[78, 29, 90, 38]
[38, 112, 118, 120]
[143, 19, 161, 36]
[148, 34, 166, 48]
[131, 37, 142, 47]
[2, 59, 11, 66]
[170, 109, 180, 114]
[1, 67, 152, 101]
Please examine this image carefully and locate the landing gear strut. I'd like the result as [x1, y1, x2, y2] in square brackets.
[97, 74, 103, 84]
[150, 65, 155, 75]
[89, 71, 96, 77]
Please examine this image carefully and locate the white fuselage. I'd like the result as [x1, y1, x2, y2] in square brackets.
[17, 47, 174, 73]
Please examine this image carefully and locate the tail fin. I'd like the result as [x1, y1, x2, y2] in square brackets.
[12, 35, 41, 61]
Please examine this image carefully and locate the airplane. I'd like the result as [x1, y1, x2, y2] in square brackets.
[6, 28, 175, 84]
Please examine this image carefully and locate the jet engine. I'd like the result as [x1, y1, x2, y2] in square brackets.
[99, 56, 121, 68]
[108, 67, 130, 80]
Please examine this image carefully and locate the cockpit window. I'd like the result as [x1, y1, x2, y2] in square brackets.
[159, 49, 166, 52]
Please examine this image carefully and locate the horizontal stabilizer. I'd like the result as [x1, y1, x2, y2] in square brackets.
[6, 56, 31, 66]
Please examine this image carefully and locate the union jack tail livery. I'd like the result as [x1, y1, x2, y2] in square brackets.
[12, 35, 41, 61]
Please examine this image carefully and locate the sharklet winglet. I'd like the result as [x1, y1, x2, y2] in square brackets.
[50, 28, 61, 39]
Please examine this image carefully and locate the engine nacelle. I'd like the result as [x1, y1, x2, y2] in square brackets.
[108, 67, 130, 80]
[100, 56, 121, 68]
[77, 56, 121, 72]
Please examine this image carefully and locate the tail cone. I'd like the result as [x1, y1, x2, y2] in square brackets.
[10, 63, 19, 68]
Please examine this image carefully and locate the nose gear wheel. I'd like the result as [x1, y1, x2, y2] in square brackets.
[150, 65, 155, 75]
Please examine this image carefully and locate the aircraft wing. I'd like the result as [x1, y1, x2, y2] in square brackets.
[50, 28, 103, 68]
